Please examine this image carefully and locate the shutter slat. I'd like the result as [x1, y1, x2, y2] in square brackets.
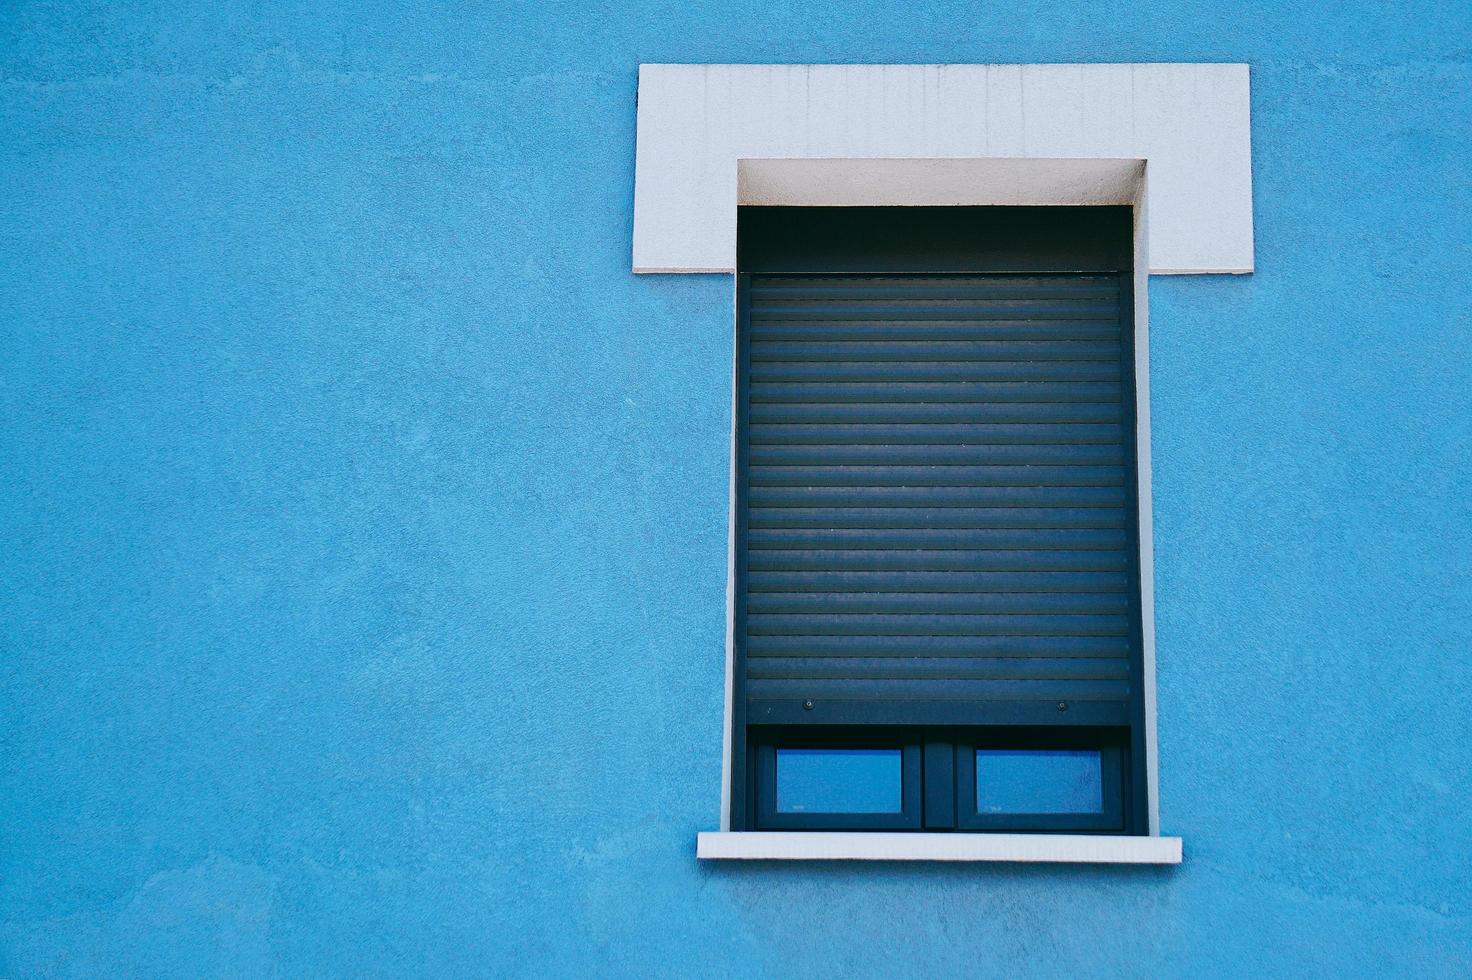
[749, 486, 1128, 508]
[750, 381, 1122, 403]
[749, 507, 1126, 529]
[751, 303, 1118, 321]
[748, 656, 1129, 680]
[748, 570, 1130, 593]
[747, 549, 1129, 572]
[749, 465, 1125, 487]
[747, 613, 1129, 637]
[741, 272, 1136, 717]
[751, 423, 1123, 446]
[750, 361, 1121, 382]
[749, 528, 1127, 551]
[748, 593, 1128, 615]
[750, 444, 1124, 466]
[747, 634, 1129, 658]
[747, 679, 1129, 700]
[751, 322, 1122, 342]
[750, 340, 1122, 361]
[751, 402, 1122, 423]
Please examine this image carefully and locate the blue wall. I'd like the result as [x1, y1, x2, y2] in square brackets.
[3, 1, 1470, 975]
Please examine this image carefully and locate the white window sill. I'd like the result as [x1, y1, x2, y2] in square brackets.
[697, 832, 1182, 864]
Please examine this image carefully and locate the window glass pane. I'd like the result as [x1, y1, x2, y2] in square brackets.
[775, 748, 902, 813]
[976, 749, 1102, 814]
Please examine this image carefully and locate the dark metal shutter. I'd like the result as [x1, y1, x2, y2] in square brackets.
[739, 269, 1139, 727]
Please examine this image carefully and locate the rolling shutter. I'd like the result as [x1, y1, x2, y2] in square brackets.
[738, 268, 1141, 727]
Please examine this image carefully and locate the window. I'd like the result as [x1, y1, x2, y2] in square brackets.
[731, 206, 1148, 835]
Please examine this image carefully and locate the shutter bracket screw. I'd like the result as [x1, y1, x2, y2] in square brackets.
[1057, 701, 1069, 713]
[802, 700, 815, 711]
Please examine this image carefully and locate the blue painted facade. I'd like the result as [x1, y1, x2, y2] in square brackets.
[3, 1, 1470, 975]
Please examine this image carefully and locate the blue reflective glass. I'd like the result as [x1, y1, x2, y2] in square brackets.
[775, 748, 902, 813]
[976, 749, 1103, 814]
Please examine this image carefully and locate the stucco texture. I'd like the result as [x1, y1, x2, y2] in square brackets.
[3, 1, 1470, 976]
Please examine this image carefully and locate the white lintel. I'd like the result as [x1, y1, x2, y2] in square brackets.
[632, 63, 1253, 275]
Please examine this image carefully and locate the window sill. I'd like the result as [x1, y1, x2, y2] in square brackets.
[697, 832, 1182, 864]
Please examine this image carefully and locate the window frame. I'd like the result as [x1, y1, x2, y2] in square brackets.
[750, 725, 1130, 834]
[753, 734, 923, 831]
[728, 206, 1152, 836]
[956, 731, 1127, 834]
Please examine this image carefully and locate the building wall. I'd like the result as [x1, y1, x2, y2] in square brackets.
[2, 1, 1470, 976]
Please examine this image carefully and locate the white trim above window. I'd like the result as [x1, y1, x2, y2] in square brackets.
[632, 63, 1253, 274]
